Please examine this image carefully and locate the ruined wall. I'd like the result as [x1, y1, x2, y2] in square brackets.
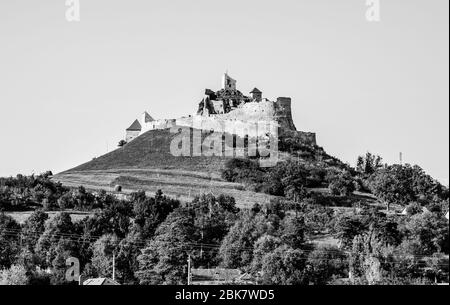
[220, 100, 276, 122]
[142, 119, 176, 133]
[127, 95, 316, 146]
[180, 115, 273, 138]
[295, 131, 316, 146]
[275, 97, 297, 131]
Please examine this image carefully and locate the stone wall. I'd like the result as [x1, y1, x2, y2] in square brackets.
[275, 97, 297, 131]
[126, 130, 140, 142]
[126, 94, 316, 146]
[142, 119, 176, 133]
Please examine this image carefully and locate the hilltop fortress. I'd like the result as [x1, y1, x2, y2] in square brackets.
[125, 73, 316, 146]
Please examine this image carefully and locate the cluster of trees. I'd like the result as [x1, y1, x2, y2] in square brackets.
[0, 186, 351, 285]
[367, 164, 448, 210]
[0, 173, 131, 212]
[333, 207, 449, 284]
[222, 152, 449, 212]
[0, 172, 67, 211]
[222, 158, 333, 197]
[0, 189, 181, 285]
[1, 188, 448, 285]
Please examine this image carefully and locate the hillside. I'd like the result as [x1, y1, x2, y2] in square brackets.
[67, 128, 229, 173]
[55, 128, 281, 208]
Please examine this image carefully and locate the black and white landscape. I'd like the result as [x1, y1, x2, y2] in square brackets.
[0, 1, 448, 287]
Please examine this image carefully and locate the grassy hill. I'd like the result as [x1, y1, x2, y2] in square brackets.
[67, 128, 229, 174]
[55, 128, 280, 208]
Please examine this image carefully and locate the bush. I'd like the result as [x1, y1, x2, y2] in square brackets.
[0, 265, 28, 285]
[405, 202, 423, 216]
[326, 170, 356, 196]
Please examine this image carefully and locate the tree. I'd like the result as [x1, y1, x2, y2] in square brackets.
[116, 232, 144, 285]
[90, 234, 120, 279]
[281, 216, 305, 249]
[334, 214, 366, 250]
[0, 265, 28, 285]
[188, 194, 239, 267]
[85, 201, 132, 238]
[118, 140, 127, 147]
[132, 190, 180, 239]
[307, 245, 347, 285]
[423, 253, 449, 283]
[259, 245, 308, 285]
[22, 210, 49, 251]
[219, 211, 265, 269]
[35, 212, 77, 268]
[369, 164, 447, 210]
[356, 152, 383, 175]
[285, 184, 308, 216]
[326, 169, 356, 196]
[136, 208, 197, 285]
[49, 239, 78, 285]
[0, 214, 21, 269]
[400, 212, 449, 255]
[250, 235, 282, 274]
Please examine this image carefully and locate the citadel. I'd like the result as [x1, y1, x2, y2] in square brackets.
[125, 73, 316, 146]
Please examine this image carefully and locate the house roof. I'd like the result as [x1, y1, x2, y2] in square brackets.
[83, 278, 120, 285]
[126, 119, 142, 131]
[191, 268, 242, 282]
[143, 111, 155, 123]
[250, 88, 262, 94]
[401, 206, 430, 216]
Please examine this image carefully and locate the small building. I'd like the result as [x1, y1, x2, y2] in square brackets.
[125, 119, 142, 142]
[250, 88, 262, 102]
[82, 278, 120, 286]
[400, 206, 430, 216]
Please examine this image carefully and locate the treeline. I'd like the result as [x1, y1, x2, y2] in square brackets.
[0, 189, 181, 285]
[222, 152, 449, 210]
[1, 173, 125, 212]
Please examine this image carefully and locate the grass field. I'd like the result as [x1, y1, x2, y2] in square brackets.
[54, 168, 280, 209]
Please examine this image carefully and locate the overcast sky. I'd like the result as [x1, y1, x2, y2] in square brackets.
[0, 0, 448, 184]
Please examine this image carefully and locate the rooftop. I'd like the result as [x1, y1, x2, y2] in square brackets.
[126, 119, 142, 131]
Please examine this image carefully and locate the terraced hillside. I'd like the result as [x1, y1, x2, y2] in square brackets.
[55, 128, 280, 208]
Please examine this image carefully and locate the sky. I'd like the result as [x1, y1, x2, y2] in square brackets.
[0, 0, 448, 184]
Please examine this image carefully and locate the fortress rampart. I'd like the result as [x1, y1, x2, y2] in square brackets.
[125, 74, 317, 146]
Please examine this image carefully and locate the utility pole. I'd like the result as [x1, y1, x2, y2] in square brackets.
[399, 152, 403, 165]
[112, 252, 116, 281]
[187, 255, 191, 285]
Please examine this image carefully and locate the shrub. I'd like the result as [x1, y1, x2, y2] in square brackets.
[326, 170, 355, 196]
[0, 265, 28, 285]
